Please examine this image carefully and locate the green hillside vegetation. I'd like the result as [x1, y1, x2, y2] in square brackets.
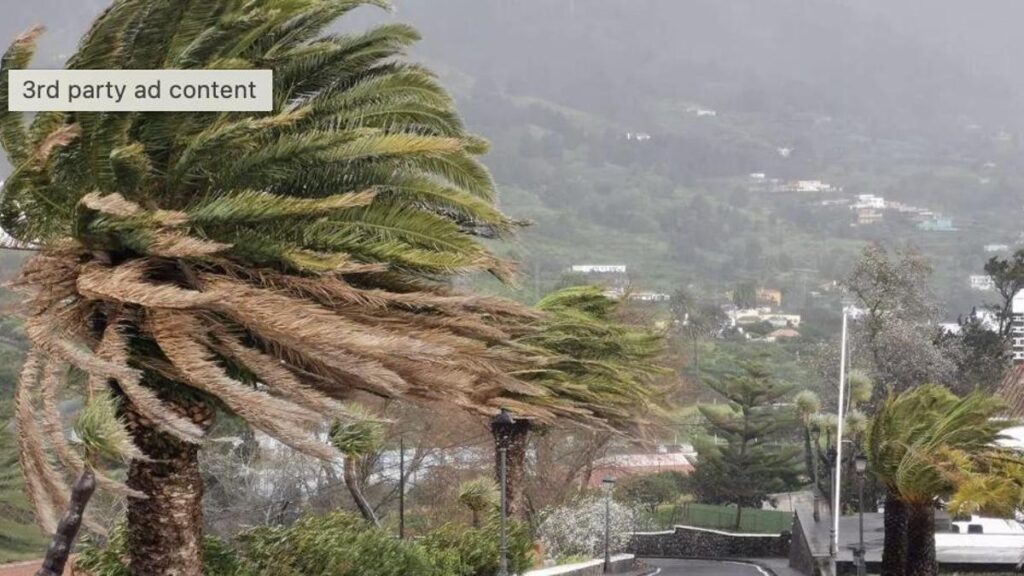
[0, 426, 48, 563]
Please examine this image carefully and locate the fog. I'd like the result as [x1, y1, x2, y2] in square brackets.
[3, 1, 1023, 309]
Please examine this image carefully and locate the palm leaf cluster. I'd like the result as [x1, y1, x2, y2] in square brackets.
[0, 0, 595, 533]
[509, 286, 668, 430]
[865, 385, 1023, 511]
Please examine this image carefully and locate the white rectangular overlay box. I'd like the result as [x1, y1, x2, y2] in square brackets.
[7, 69, 273, 112]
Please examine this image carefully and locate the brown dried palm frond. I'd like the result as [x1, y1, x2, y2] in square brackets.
[89, 317, 205, 443]
[16, 352, 68, 534]
[38, 359, 143, 499]
[148, 310, 337, 461]
[78, 260, 219, 309]
[208, 327, 349, 418]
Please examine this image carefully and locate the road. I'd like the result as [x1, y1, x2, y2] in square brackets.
[642, 558, 772, 576]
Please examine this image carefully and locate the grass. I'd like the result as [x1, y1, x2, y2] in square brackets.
[650, 502, 793, 534]
[0, 494, 48, 564]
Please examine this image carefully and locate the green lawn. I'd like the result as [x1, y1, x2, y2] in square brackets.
[650, 502, 792, 534]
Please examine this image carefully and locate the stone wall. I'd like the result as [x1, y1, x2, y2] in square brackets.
[628, 525, 790, 559]
[788, 508, 822, 576]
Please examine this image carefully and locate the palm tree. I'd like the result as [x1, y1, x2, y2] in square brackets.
[794, 391, 820, 483]
[794, 390, 821, 519]
[500, 286, 668, 519]
[865, 385, 1020, 576]
[1, 2, 562, 573]
[329, 405, 385, 527]
[458, 477, 499, 528]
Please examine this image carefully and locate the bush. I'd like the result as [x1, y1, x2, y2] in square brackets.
[419, 518, 533, 576]
[537, 496, 635, 561]
[75, 524, 240, 576]
[77, 511, 536, 576]
[233, 512, 433, 576]
[615, 471, 690, 512]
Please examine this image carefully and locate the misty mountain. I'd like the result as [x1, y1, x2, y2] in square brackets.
[383, 0, 1024, 141]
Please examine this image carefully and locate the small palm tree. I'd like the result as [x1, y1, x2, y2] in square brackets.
[865, 385, 1020, 576]
[457, 477, 499, 528]
[329, 406, 385, 527]
[794, 390, 821, 519]
[794, 390, 821, 481]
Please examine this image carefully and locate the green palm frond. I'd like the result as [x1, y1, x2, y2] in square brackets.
[508, 286, 668, 430]
[866, 385, 1016, 507]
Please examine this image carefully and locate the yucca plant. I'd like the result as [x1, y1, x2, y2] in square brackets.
[329, 405, 385, 527]
[0, 1, 571, 573]
[457, 477, 499, 528]
[865, 385, 1021, 576]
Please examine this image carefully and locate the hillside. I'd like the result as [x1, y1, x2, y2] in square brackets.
[3, 1, 1021, 313]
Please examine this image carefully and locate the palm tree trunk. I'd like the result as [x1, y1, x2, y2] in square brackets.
[126, 423, 204, 576]
[802, 425, 814, 479]
[37, 469, 96, 576]
[343, 456, 380, 527]
[905, 502, 937, 576]
[881, 491, 909, 576]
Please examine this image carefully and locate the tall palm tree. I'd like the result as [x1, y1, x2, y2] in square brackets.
[0, 1, 564, 573]
[865, 385, 1020, 576]
[499, 286, 668, 519]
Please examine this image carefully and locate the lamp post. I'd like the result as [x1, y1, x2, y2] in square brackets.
[827, 445, 837, 557]
[602, 476, 616, 573]
[491, 409, 516, 576]
[854, 453, 868, 576]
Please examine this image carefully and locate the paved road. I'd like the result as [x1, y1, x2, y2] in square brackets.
[642, 558, 772, 576]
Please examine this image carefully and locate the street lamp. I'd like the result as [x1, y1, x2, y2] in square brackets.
[491, 409, 516, 576]
[854, 453, 868, 576]
[827, 446, 837, 557]
[602, 476, 616, 573]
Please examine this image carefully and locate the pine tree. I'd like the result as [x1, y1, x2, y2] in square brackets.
[693, 362, 801, 529]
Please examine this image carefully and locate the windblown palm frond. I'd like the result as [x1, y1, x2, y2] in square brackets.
[0, 0, 585, 533]
[865, 385, 1020, 507]
[505, 286, 669, 431]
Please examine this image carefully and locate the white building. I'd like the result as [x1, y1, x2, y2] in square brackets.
[852, 194, 885, 210]
[970, 275, 995, 291]
[571, 265, 627, 274]
[628, 291, 671, 303]
[985, 244, 1010, 253]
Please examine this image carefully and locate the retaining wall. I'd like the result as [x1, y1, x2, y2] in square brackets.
[628, 525, 790, 559]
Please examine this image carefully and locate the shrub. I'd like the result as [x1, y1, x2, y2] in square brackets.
[537, 496, 635, 561]
[615, 471, 690, 512]
[77, 511, 535, 576]
[419, 517, 533, 576]
[75, 524, 240, 576]
[233, 512, 432, 576]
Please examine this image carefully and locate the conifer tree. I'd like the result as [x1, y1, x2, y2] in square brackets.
[693, 362, 801, 529]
